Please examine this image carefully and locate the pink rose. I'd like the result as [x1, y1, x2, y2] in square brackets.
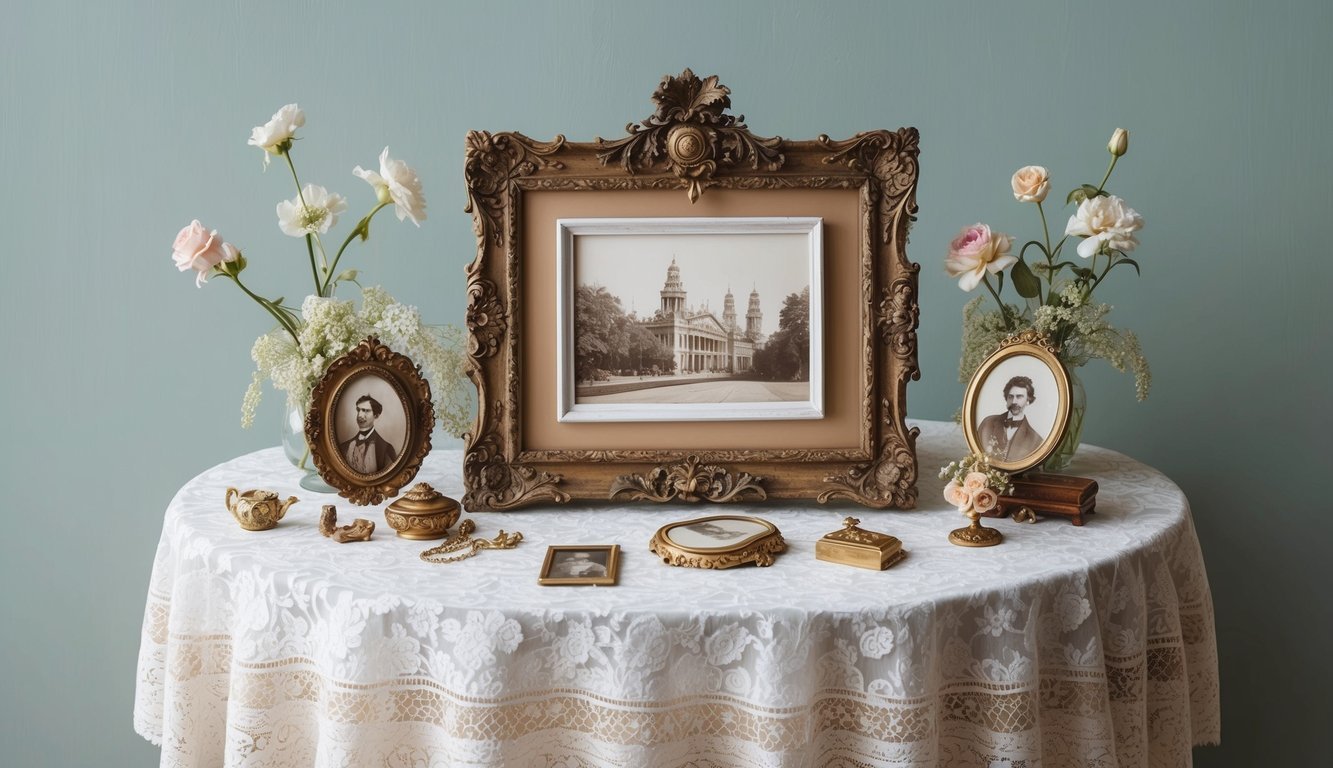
[945, 223, 1016, 292]
[943, 481, 970, 510]
[971, 488, 999, 513]
[172, 220, 238, 287]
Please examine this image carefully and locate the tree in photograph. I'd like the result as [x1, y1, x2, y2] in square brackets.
[751, 286, 809, 381]
[575, 284, 675, 381]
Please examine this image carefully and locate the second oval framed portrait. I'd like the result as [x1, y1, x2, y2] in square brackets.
[306, 336, 434, 505]
[962, 331, 1071, 473]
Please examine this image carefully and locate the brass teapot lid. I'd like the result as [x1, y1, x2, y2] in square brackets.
[385, 482, 459, 517]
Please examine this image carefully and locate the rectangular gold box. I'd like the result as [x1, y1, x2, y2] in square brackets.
[815, 519, 906, 571]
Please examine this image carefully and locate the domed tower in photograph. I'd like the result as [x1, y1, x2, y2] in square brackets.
[659, 258, 686, 316]
[746, 285, 763, 342]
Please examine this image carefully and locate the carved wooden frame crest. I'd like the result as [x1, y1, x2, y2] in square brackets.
[463, 69, 920, 511]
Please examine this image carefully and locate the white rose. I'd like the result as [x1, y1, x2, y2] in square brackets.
[1010, 165, 1050, 203]
[276, 184, 348, 237]
[248, 103, 305, 161]
[354, 146, 427, 226]
[1065, 195, 1144, 258]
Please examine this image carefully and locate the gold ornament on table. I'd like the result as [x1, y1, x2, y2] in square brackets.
[815, 517, 907, 571]
[319, 505, 375, 543]
[225, 488, 297, 531]
[383, 483, 460, 540]
[419, 519, 524, 564]
[939, 454, 1012, 547]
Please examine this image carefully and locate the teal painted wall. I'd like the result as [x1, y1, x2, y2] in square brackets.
[2, 1, 1327, 764]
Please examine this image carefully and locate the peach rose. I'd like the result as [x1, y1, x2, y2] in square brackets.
[943, 481, 971, 510]
[971, 488, 999, 513]
[1011, 165, 1050, 203]
[172, 220, 238, 287]
[962, 472, 989, 492]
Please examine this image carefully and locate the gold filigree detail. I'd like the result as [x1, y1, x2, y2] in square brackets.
[463, 432, 569, 511]
[879, 279, 919, 363]
[464, 130, 566, 271]
[819, 408, 919, 508]
[464, 278, 506, 360]
[610, 456, 766, 504]
[998, 328, 1061, 356]
[594, 69, 784, 202]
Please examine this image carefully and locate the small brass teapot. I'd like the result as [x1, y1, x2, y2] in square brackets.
[225, 487, 298, 531]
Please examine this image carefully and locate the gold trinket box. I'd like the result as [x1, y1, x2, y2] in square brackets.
[815, 517, 906, 571]
[384, 483, 460, 540]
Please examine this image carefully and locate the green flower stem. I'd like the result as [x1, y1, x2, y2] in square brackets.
[320, 201, 391, 296]
[228, 273, 302, 345]
[1037, 201, 1053, 263]
[284, 150, 330, 288]
[305, 234, 322, 296]
[1097, 155, 1119, 193]
[981, 274, 1013, 330]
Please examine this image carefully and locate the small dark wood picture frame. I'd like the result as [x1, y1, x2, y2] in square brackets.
[306, 336, 434, 505]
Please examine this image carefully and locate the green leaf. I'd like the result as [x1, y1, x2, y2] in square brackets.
[1072, 267, 1095, 281]
[1011, 258, 1042, 299]
[1083, 184, 1105, 199]
[1066, 187, 1086, 205]
[272, 296, 285, 307]
[335, 269, 360, 284]
[1117, 257, 1141, 276]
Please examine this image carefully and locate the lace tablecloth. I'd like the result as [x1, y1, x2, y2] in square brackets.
[134, 421, 1219, 767]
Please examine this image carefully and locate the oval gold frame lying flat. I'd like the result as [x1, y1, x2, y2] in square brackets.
[649, 515, 786, 569]
[962, 330, 1071, 473]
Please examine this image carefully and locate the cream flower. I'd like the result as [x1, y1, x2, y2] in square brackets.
[945, 223, 1016, 291]
[1010, 165, 1050, 203]
[962, 471, 989, 493]
[943, 480, 971, 510]
[354, 147, 427, 226]
[276, 184, 348, 237]
[247, 103, 305, 163]
[1108, 127, 1129, 157]
[1065, 195, 1144, 258]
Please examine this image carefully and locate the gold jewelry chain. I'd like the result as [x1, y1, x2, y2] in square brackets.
[420, 518, 524, 564]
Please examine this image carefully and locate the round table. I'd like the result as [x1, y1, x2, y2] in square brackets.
[134, 421, 1219, 767]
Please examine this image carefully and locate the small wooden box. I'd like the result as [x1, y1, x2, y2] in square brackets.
[989, 473, 1098, 526]
[815, 517, 906, 571]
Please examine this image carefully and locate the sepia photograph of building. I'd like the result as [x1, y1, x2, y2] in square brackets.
[572, 230, 814, 407]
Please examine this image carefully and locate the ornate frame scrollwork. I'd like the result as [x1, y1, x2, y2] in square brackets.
[462, 69, 920, 511]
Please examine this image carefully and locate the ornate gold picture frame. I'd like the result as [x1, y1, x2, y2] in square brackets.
[306, 336, 434, 505]
[463, 69, 920, 510]
[962, 330, 1072, 473]
[649, 515, 787, 569]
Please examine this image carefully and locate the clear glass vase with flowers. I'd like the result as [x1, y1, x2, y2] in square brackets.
[170, 104, 470, 490]
[946, 129, 1151, 471]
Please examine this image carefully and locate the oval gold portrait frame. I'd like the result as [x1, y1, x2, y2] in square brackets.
[306, 336, 435, 505]
[962, 330, 1071, 474]
[649, 514, 787, 569]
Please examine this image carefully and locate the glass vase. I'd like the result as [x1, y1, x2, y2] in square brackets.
[281, 398, 337, 493]
[1042, 367, 1086, 472]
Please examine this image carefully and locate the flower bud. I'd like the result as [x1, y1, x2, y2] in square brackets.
[1108, 128, 1128, 157]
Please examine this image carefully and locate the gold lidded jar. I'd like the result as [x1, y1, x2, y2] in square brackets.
[384, 482, 460, 540]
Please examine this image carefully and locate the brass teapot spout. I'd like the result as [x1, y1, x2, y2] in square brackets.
[225, 487, 298, 531]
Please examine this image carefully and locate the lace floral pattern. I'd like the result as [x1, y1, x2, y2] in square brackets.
[135, 421, 1219, 767]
